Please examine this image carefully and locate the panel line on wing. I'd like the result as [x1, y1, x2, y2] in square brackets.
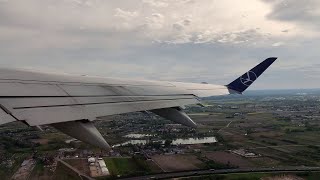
[0, 94, 195, 98]
[12, 97, 196, 109]
[0, 79, 175, 87]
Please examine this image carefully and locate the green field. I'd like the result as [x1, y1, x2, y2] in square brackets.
[0, 153, 29, 180]
[52, 161, 81, 180]
[104, 157, 149, 177]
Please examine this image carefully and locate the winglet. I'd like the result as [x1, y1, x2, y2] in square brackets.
[226, 57, 277, 93]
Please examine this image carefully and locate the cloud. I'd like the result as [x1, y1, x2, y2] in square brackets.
[263, 0, 320, 38]
[264, 0, 320, 30]
[114, 8, 139, 20]
[272, 42, 285, 46]
[142, 0, 169, 8]
[0, 0, 320, 89]
[0, 0, 308, 46]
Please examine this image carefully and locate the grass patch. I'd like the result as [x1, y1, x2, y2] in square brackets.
[52, 161, 81, 180]
[0, 153, 29, 180]
[104, 157, 148, 177]
[30, 161, 54, 179]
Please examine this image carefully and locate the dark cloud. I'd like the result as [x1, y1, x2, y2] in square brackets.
[263, 0, 320, 28]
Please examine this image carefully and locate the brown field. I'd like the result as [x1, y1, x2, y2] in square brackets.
[145, 159, 163, 173]
[64, 159, 90, 175]
[251, 131, 284, 138]
[31, 139, 49, 145]
[204, 151, 253, 168]
[250, 157, 280, 167]
[151, 154, 203, 172]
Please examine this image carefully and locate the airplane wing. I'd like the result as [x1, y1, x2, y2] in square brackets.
[0, 57, 277, 149]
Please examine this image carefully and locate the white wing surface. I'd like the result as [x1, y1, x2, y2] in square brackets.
[0, 57, 277, 149]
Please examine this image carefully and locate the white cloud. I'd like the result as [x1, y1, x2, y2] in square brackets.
[145, 13, 165, 29]
[0, 0, 308, 45]
[272, 42, 285, 46]
[114, 8, 139, 20]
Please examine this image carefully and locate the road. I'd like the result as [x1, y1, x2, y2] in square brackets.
[11, 159, 36, 180]
[217, 120, 233, 133]
[120, 167, 320, 180]
[248, 144, 320, 149]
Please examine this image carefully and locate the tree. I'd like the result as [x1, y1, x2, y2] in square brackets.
[164, 139, 172, 147]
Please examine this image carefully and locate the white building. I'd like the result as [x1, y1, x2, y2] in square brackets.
[98, 160, 110, 175]
[88, 157, 95, 163]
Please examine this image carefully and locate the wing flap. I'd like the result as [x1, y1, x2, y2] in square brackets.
[0, 108, 17, 125]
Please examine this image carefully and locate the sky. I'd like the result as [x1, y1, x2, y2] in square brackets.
[0, 0, 320, 90]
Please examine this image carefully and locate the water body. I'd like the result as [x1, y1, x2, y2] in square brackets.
[172, 137, 217, 145]
[113, 136, 217, 147]
[124, 134, 153, 138]
[113, 140, 148, 147]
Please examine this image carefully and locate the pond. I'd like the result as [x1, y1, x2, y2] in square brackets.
[112, 136, 217, 147]
[124, 133, 153, 138]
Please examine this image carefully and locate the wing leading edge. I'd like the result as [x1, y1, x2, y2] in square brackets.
[0, 57, 277, 150]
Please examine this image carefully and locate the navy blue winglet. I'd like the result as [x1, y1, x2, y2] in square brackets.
[226, 57, 277, 93]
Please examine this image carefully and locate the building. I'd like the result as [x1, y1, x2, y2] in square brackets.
[98, 159, 110, 176]
[88, 157, 95, 163]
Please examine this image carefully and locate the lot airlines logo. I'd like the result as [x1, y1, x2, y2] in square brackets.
[240, 71, 257, 86]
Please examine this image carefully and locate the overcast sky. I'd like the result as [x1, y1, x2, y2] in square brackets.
[0, 0, 320, 90]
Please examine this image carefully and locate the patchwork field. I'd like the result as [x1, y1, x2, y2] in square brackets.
[151, 154, 203, 172]
[204, 151, 253, 168]
[104, 157, 151, 177]
[64, 159, 90, 176]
